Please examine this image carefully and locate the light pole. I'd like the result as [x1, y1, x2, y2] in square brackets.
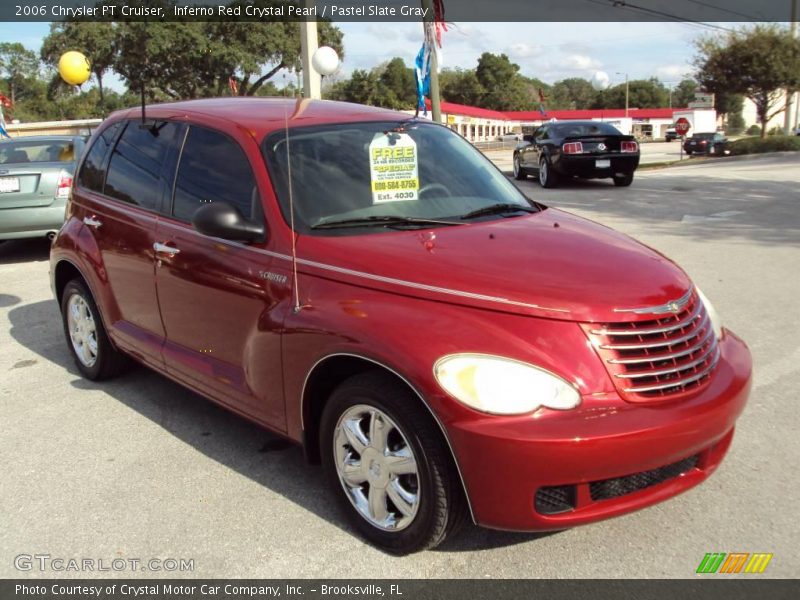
[616, 72, 629, 117]
[784, 0, 798, 134]
[421, 0, 442, 123]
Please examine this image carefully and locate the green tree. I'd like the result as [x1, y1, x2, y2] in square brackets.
[90, 15, 344, 100]
[671, 79, 698, 108]
[550, 78, 596, 110]
[695, 24, 800, 138]
[40, 22, 116, 106]
[439, 68, 484, 106]
[474, 53, 533, 111]
[375, 58, 416, 109]
[0, 42, 40, 105]
[594, 78, 669, 109]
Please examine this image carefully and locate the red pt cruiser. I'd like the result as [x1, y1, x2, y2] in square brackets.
[50, 99, 752, 554]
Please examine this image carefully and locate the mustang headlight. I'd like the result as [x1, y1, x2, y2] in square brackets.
[433, 354, 580, 415]
[696, 287, 723, 339]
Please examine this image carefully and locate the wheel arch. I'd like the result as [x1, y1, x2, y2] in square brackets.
[53, 258, 115, 345]
[300, 352, 476, 524]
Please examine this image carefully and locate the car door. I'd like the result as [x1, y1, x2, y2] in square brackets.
[154, 124, 290, 428]
[72, 119, 184, 368]
[520, 127, 542, 168]
[530, 126, 549, 170]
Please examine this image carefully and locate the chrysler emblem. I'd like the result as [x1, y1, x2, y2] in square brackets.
[597, 143, 606, 151]
[614, 289, 693, 314]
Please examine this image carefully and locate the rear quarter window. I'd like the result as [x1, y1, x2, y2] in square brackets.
[77, 122, 123, 192]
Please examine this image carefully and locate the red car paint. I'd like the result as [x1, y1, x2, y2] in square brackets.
[50, 98, 752, 531]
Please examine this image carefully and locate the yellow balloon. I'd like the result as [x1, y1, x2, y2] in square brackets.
[58, 51, 91, 86]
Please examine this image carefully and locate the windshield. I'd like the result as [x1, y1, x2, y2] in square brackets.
[0, 140, 76, 164]
[262, 120, 538, 234]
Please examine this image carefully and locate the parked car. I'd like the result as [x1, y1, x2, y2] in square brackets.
[0, 135, 87, 241]
[497, 132, 522, 142]
[513, 120, 640, 188]
[51, 99, 751, 554]
[684, 132, 730, 156]
[664, 128, 678, 142]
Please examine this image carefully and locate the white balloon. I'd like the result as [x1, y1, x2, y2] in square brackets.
[591, 71, 610, 91]
[312, 46, 340, 76]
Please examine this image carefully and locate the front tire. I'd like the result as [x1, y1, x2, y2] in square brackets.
[61, 278, 128, 380]
[538, 156, 559, 188]
[513, 153, 527, 180]
[320, 371, 467, 554]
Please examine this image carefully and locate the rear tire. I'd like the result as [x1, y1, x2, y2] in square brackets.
[539, 157, 559, 188]
[61, 278, 128, 380]
[513, 153, 527, 180]
[613, 173, 634, 187]
[320, 371, 467, 555]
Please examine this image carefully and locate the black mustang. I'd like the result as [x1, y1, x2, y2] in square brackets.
[513, 121, 641, 188]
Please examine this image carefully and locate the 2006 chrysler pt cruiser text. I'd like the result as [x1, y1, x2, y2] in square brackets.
[50, 98, 752, 554]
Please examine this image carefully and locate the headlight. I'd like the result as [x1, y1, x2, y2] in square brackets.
[433, 354, 580, 415]
[696, 287, 723, 338]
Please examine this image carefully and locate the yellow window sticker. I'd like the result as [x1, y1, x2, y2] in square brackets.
[369, 132, 419, 203]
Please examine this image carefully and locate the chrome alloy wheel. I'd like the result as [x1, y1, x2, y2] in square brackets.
[66, 294, 98, 367]
[333, 404, 420, 531]
[539, 158, 548, 186]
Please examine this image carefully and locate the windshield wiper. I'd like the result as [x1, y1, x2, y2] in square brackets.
[311, 215, 461, 230]
[460, 203, 538, 220]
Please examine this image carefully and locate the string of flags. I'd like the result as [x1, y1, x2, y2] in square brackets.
[415, 0, 447, 117]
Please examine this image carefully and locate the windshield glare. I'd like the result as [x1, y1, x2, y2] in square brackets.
[262, 120, 536, 234]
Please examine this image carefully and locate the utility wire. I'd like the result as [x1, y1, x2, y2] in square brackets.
[581, 0, 734, 32]
[681, 0, 763, 22]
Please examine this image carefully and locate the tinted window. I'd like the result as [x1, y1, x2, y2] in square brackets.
[551, 122, 622, 137]
[78, 123, 122, 192]
[172, 126, 256, 222]
[104, 121, 181, 210]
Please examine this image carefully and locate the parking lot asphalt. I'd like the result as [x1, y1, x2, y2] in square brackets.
[1, 153, 798, 578]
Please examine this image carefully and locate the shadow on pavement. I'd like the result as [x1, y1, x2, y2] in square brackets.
[0, 238, 52, 265]
[8, 299, 545, 554]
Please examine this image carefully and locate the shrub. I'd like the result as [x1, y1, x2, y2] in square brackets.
[745, 124, 762, 136]
[726, 112, 745, 134]
[728, 136, 800, 155]
[768, 126, 787, 136]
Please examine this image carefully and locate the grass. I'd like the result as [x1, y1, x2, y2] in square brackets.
[727, 136, 800, 156]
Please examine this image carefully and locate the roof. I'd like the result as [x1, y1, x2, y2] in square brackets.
[425, 99, 510, 120]
[505, 108, 678, 121]
[111, 98, 405, 138]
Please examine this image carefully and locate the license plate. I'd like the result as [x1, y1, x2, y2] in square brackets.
[0, 177, 20, 193]
[596, 159, 611, 169]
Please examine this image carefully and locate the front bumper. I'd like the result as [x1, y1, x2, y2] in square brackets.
[447, 330, 752, 531]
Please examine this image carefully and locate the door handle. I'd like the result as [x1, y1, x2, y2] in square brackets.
[153, 242, 180, 256]
[83, 216, 102, 228]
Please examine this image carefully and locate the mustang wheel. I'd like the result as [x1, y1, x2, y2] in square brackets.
[539, 157, 558, 188]
[613, 172, 634, 187]
[320, 371, 467, 554]
[61, 278, 128, 380]
[513, 154, 527, 180]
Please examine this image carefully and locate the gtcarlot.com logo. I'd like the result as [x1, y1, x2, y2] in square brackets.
[14, 554, 194, 572]
[696, 552, 773, 574]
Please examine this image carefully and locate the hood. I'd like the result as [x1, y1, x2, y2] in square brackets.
[295, 208, 692, 323]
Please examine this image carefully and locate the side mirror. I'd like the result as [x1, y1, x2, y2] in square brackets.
[192, 202, 265, 243]
[522, 134, 535, 144]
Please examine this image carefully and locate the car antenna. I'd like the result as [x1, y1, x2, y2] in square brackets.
[283, 74, 306, 314]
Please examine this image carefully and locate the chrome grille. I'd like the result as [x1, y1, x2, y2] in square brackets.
[584, 291, 720, 401]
